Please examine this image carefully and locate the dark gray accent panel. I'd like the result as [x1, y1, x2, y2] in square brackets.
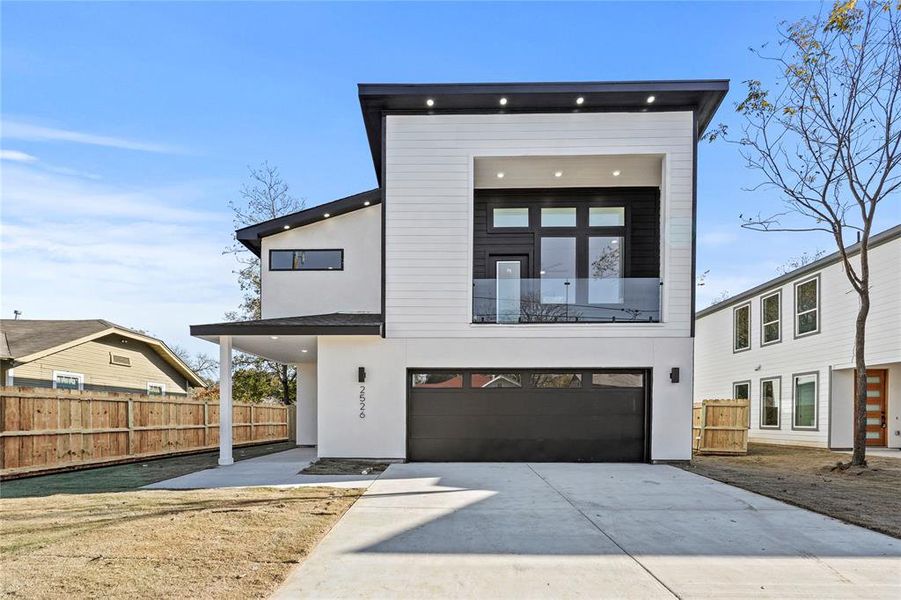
[408, 369, 648, 462]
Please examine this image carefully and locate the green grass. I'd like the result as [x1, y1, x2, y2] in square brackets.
[0, 441, 296, 498]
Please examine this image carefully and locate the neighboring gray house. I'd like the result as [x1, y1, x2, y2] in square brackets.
[0, 319, 206, 395]
[695, 226, 901, 450]
[192, 79, 729, 465]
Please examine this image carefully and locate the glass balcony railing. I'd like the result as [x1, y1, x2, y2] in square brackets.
[473, 278, 661, 324]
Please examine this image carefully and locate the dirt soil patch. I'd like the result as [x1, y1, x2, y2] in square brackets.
[0, 486, 362, 599]
[681, 444, 901, 538]
[301, 458, 389, 476]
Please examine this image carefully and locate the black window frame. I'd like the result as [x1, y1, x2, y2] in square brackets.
[268, 249, 345, 272]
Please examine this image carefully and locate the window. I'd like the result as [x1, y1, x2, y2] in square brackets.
[589, 206, 625, 227]
[793, 373, 818, 429]
[760, 291, 781, 345]
[733, 381, 750, 402]
[270, 249, 343, 271]
[492, 207, 529, 228]
[147, 382, 166, 396]
[53, 371, 84, 391]
[411, 372, 463, 388]
[540, 207, 576, 227]
[531, 373, 582, 388]
[471, 373, 522, 388]
[588, 236, 624, 303]
[733, 303, 751, 352]
[592, 372, 644, 388]
[760, 377, 781, 428]
[795, 277, 819, 336]
[540, 237, 576, 303]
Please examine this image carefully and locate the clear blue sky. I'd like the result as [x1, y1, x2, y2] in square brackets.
[2, 1, 898, 354]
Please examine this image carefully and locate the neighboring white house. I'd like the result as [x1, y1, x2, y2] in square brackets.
[695, 225, 901, 450]
[193, 80, 729, 464]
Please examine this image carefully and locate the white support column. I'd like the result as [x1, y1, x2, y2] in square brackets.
[218, 335, 234, 466]
[296, 362, 318, 446]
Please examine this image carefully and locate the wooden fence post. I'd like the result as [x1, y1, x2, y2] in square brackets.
[127, 397, 134, 456]
[250, 405, 255, 442]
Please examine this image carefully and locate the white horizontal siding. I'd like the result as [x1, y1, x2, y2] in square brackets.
[384, 112, 695, 339]
[694, 237, 901, 447]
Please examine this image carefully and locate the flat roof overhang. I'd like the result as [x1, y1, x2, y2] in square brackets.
[359, 79, 730, 181]
[190, 313, 383, 337]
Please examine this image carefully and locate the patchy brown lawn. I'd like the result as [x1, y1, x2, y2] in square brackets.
[0, 486, 362, 599]
[301, 458, 390, 476]
[681, 443, 901, 538]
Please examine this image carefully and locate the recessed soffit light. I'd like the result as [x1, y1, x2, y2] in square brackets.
[363, 201, 371, 206]
[647, 95, 656, 104]
[612, 170, 621, 177]
[323, 213, 330, 218]
[554, 171, 563, 178]
[426, 98, 435, 107]
[270, 336, 279, 340]
[283, 225, 290, 230]
[576, 97, 584, 105]
[496, 172, 505, 178]
[499, 97, 508, 106]
[301, 349, 309, 353]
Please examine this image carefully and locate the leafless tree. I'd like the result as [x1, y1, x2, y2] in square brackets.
[708, 1, 900, 465]
[171, 344, 218, 384]
[776, 249, 828, 275]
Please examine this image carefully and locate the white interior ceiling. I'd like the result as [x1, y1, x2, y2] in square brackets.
[196, 335, 318, 364]
[474, 154, 663, 189]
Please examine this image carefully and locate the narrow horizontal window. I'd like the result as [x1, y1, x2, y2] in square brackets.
[540, 207, 576, 227]
[592, 373, 644, 388]
[793, 374, 817, 428]
[734, 303, 751, 352]
[411, 373, 463, 388]
[270, 249, 343, 271]
[531, 373, 582, 388]
[471, 373, 522, 388]
[589, 206, 625, 227]
[53, 371, 84, 391]
[492, 207, 529, 228]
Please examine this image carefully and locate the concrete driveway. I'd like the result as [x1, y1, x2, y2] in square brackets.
[273, 463, 901, 599]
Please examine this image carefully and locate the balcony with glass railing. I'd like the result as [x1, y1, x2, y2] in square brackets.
[472, 277, 661, 324]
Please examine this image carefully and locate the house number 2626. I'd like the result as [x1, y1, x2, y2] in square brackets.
[359, 385, 366, 419]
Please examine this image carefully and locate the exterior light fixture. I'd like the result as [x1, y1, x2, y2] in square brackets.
[301, 349, 309, 353]
[283, 225, 290, 230]
[363, 201, 371, 206]
[426, 98, 435, 107]
[554, 171, 563, 178]
[270, 336, 279, 340]
[323, 213, 330, 218]
[499, 97, 508, 106]
[496, 172, 505, 179]
[612, 170, 621, 177]
[576, 97, 584, 105]
[647, 95, 656, 104]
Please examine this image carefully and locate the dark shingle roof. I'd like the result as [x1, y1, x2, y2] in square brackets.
[190, 313, 382, 336]
[0, 319, 116, 358]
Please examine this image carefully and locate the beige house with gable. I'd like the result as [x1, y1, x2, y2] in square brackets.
[0, 319, 206, 395]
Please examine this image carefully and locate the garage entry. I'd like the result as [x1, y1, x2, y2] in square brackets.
[407, 369, 649, 462]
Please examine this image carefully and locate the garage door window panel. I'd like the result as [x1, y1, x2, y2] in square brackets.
[411, 372, 464, 388]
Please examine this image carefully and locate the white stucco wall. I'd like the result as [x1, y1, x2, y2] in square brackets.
[260, 204, 381, 318]
[296, 362, 318, 445]
[695, 235, 901, 448]
[315, 335, 694, 461]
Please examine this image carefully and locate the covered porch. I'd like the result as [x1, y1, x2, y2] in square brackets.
[190, 313, 382, 465]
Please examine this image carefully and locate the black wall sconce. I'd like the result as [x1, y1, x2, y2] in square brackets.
[358, 367, 366, 383]
[670, 367, 680, 383]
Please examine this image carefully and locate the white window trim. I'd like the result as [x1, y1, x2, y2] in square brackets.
[52, 370, 84, 391]
[792, 371, 819, 430]
[733, 302, 751, 353]
[147, 382, 167, 395]
[794, 275, 820, 338]
[759, 376, 782, 429]
[760, 290, 782, 346]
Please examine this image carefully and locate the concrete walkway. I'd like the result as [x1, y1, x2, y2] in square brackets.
[273, 462, 901, 599]
[143, 447, 380, 490]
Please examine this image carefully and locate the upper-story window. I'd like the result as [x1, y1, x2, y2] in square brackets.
[733, 303, 751, 352]
[760, 291, 781, 345]
[795, 276, 819, 337]
[270, 249, 344, 271]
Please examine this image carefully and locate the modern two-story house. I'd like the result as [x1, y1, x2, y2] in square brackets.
[695, 226, 901, 450]
[192, 80, 728, 464]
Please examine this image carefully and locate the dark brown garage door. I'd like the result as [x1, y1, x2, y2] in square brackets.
[407, 369, 648, 462]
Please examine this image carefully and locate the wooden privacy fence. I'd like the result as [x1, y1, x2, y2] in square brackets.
[692, 399, 749, 455]
[0, 386, 292, 477]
